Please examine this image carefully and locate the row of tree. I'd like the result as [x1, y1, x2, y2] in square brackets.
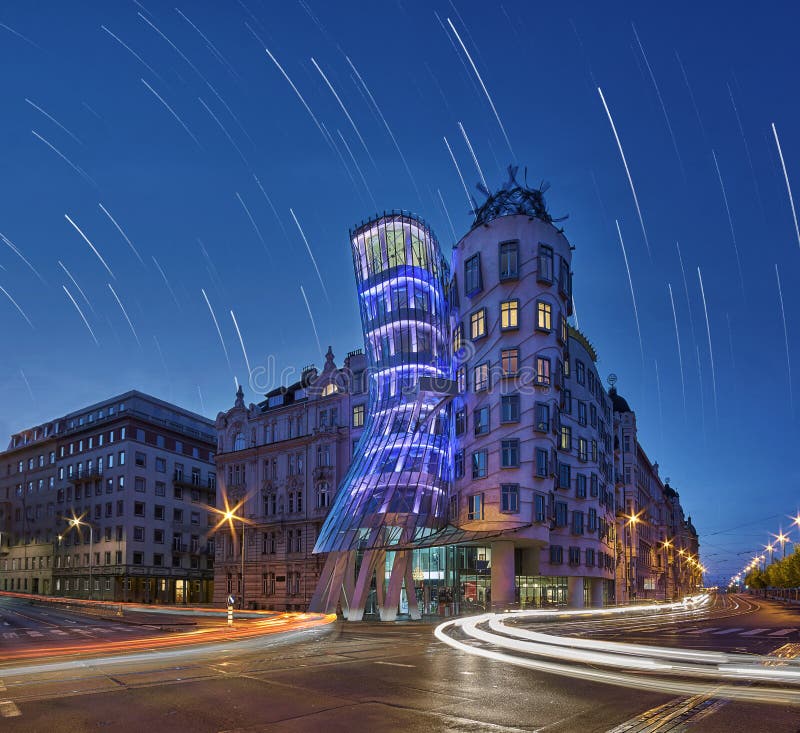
[744, 546, 800, 589]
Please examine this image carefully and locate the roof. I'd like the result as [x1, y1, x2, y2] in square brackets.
[609, 386, 632, 413]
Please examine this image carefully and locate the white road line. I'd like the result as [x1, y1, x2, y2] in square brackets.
[712, 628, 743, 635]
[769, 628, 796, 636]
[0, 700, 21, 718]
[374, 661, 415, 668]
[740, 629, 770, 636]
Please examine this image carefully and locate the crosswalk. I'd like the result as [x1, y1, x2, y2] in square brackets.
[683, 626, 797, 638]
[1, 625, 143, 641]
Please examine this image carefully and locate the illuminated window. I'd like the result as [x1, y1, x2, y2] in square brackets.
[385, 226, 406, 267]
[368, 234, 383, 273]
[352, 404, 365, 427]
[453, 323, 464, 353]
[501, 348, 519, 376]
[467, 492, 484, 519]
[474, 362, 489, 392]
[321, 383, 338, 397]
[578, 437, 588, 462]
[560, 425, 572, 451]
[535, 356, 551, 386]
[500, 299, 518, 329]
[536, 301, 552, 331]
[560, 314, 568, 343]
[410, 233, 428, 269]
[470, 308, 487, 340]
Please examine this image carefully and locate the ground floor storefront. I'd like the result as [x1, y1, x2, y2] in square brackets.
[50, 570, 213, 603]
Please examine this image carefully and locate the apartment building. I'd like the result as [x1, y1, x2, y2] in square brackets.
[0, 391, 217, 603]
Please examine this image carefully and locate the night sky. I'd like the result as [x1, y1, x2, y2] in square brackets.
[0, 1, 797, 584]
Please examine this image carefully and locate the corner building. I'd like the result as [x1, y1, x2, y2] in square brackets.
[451, 212, 616, 610]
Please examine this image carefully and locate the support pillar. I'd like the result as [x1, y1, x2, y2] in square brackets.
[490, 541, 515, 611]
[567, 576, 584, 609]
[590, 577, 604, 608]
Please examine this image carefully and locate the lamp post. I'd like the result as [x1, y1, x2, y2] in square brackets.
[662, 538, 673, 601]
[776, 532, 789, 559]
[67, 517, 95, 600]
[223, 508, 246, 610]
[625, 511, 640, 603]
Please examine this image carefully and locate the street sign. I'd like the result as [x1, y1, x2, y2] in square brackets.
[227, 594, 235, 607]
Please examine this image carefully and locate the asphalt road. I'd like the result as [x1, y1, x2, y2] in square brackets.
[0, 593, 797, 732]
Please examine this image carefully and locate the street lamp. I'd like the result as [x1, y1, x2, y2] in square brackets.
[222, 508, 246, 610]
[66, 516, 95, 600]
[775, 531, 789, 559]
[624, 510, 641, 603]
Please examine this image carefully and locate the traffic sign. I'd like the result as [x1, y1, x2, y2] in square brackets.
[227, 594, 235, 607]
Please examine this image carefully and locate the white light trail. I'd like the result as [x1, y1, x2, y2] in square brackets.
[775, 263, 793, 414]
[108, 283, 140, 347]
[444, 135, 473, 209]
[0, 21, 40, 49]
[57, 260, 95, 315]
[667, 283, 687, 414]
[64, 214, 115, 279]
[141, 79, 201, 148]
[345, 56, 421, 202]
[674, 50, 707, 141]
[711, 149, 745, 293]
[62, 285, 98, 345]
[174, 8, 239, 79]
[197, 385, 206, 415]
[311, 57, 376, 168]
[336, 129, 377, 210]
[100, 25, 164, 83]
[300, 285, 323, 358]
[615, 220, 645, 366]
[458, 121, 488, 191]
[19, 369, 35, 404]
[151, 256, 181, 310]
[598, 88, 651, 258]
[235, 191, 270, 259]
[253, 174, 290, 243]
[98, 203, 144, 264]
[230, 309, 253, 382]
[446, 17, 515, 159]
[437, 188, 458, 244]
[137, 11, 204, 80]
[31, 130, 95, 186]
[0, 285, 34, 328]
[153, 335, 171, 389]
[772, 122, 800, 249]
[697, 267, 718, 420]
[695, 344, 706, 439]
[289, 208, 329, 302]
[25, 98, 82, 145]
[0, 232, 46, 283]
[632, 23, 684, 176]
[201, 288, 231, 370]
[198, 97, 249, 167]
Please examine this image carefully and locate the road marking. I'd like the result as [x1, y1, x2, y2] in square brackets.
[25, 630, 43, 637]
[769, 628, 796, 636]
[740, 628, 770, 636]
[374, 661, 415, 668]
[712, 628, 743, 635]
[685, 627, 718, 634]
[0, 700, 21, 718]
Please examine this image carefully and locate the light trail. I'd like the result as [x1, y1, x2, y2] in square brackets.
[727, 82, 763, 213]
[141, 78, 201, 148]
[0, 231, 46, 283]
[230, 309, 253, 382]
[64, 214, 115, 278]
[437, 187, 459, 244]
[200, 288, 231, 370]
[25, 98, 83, 145]
[137, 11, 206, 81]
[711, 149, 745, 294]
[100, 25, 164, 83]
[58, 260, 96, 315]
[775, 263, 793, 414]
[772, 122, 800, 249]
[674, 50, 707, 141]
[151, 256, 181, 309]
[667, 283, 687, 415]
[446, 17, 515, 159]
[174, 7, 239, 80]
[31, 130, 96, 186]
[697, 267, 719, 420]
[615, 219, 645, 366]
[300, 284, 323, 358]
[289, 208, 329, 302]
[336, 129, 377, 210]
[19, 368, 35, 404]
[197, 385, 206, 414]
[444, 135, 473, 209]
[311, 57, 376, 168]
[62, 285, 98, 345]
[98, 203, 144, 264]
[253, 174, 290, 243]
[235, 191, 270, 259]
[0, 285, 34, 328]
[458, 120, 488, 191]
[107, 283, 141, 347]
[598, 88, 651, 258]
[199, 96, 249, 167]
[0, 21, 41, 49]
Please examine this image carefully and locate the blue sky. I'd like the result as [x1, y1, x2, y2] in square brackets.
[0, 0, 797, 583]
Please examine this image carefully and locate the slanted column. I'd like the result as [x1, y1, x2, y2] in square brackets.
[490, 541, 515, 611]
[567, 576, 584, 609]
[590, 578, 604, 608]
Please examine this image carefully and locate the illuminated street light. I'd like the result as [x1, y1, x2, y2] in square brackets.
[64, 515, 96, 600]
[210, 497, 251, 610]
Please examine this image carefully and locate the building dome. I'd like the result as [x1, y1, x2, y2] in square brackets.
[609, 386, 632, 413]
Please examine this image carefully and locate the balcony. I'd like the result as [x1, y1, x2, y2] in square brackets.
[69, 468, 104, 484]
[172, 471, 209, 491]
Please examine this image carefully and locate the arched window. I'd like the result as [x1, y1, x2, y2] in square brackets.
[318, 482, 330, 509]
[321, 383, 338, 397]
[233, 433, 245, 451]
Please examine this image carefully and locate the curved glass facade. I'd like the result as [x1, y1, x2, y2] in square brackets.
[314, 213, 452, 555]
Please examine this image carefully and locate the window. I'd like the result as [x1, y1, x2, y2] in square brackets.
[471, 450, 488, 479]
[501, 484, 519, 513]
[135, 477, 146, 492]
[154, 504, 165, 520]
[538, 244, 554, 283]
[559, 314, 568, 344]
[454, 450, 464, 479]
[535, 448, 549, 478]
[576, 473, 587, 498]
[234, 433, 246, 451]
[500, 439, 519, 468]
[470, 308, 487, 340]
[456, 366, 467, 393]
[577, 402, 587, 426]
[317, 483, 330, 509]
[576, 360, 586, 385]
[133, 552, 143, 565]
[500, 299, 518, 330]
[568, 546, 581, 565]
[585, 548, 595, 567]
[555, 501, 568, 527]
[501, 394, 520, 423]
[464, 253, 482, 295]
[558, 462, 571, 489]
[155, 481, 166, 496]
[155, 457, 166, 473]
[549, 545, 563, 564]
[135, 451, 146, 467]
[535, 357, 551, 386]
[352, 404, 365, 428]
[501, 348, 519, 376]
[536, 301, 552, 331]
[534, 494, 547, 522]
[534, 402, 550, 433]
[455, 409, 466, 436]
[590, 474, 599, 497]
[578, 437, 588, 462]
[133, 526, 145, 541]
[572, 511, 584, 535]
[474, 363, 489, 392]
[560, 425, 571, 451]
[453, 323, 464, 353]
[134, 501, 145, 517]
[499, 240, 519, 280]
[588, 507, 598, 532]
[467, 493, 484, 520]
[473, 406, 489, 435]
